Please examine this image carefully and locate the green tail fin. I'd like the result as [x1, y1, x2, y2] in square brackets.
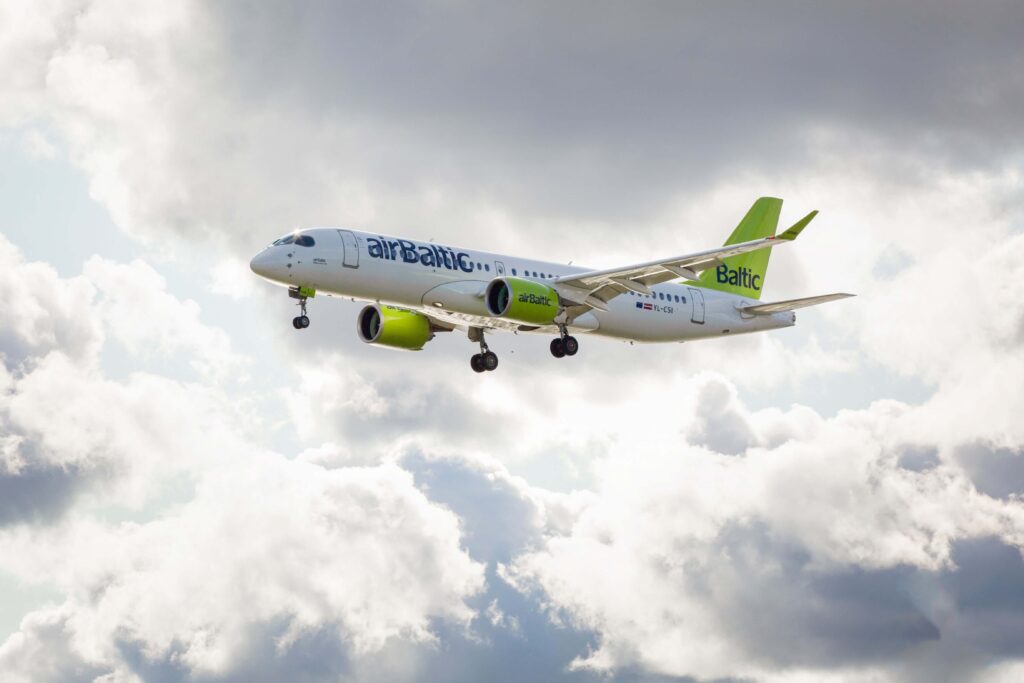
[695, 197, 782, 300]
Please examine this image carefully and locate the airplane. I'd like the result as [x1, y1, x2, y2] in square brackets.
[249, 197, 853, 372]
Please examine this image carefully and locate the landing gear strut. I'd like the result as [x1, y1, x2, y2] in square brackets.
[550, 324, 578, 358]
[289, 287, 310, 329]
[469, 327, 499, 373]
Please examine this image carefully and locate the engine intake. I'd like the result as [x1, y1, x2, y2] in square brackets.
[485, 277, 560, 325]
[357, 305, 433, 350]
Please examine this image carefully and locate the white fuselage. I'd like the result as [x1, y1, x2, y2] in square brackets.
[249, 228, 796, 343]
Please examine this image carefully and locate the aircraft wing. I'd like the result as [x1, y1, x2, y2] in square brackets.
[739, 293, 854, 315]
[551, 212, 815, 310]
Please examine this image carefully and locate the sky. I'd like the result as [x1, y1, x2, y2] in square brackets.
[1, 1, 1023, 682]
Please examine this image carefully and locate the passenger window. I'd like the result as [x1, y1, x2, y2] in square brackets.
[512, 268, 517, 276]
[682, 296, 687, 303]
[485, 264, 490, 272]
[674, 295, 680, 303]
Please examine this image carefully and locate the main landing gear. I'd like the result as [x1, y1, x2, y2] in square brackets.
[468, 327, 499, 373]
[289, 287, 310, 329]
[550, 325, 579, 359]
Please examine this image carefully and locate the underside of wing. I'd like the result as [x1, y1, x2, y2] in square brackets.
[739, 293, 854, 315]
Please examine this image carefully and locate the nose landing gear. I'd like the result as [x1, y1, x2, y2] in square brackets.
[469, 327, 499, 373]
[289, 286, 313, 329]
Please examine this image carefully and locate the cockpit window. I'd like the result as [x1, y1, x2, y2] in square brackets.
[271, 233, 315, 247]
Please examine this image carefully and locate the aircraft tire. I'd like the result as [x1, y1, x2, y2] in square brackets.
[471, 354, 486, 373]
[292, 316, 303, 329]
[563, 336, 579, 356]
[550, 338, 566, 358]
[299, 315, 310, 328]
[482, 351, 499, 371]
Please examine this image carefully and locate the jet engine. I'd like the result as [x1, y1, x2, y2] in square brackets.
[485, 277, 560, 325]
[357, 305, 433, 350]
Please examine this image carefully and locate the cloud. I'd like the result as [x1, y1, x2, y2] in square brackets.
[0, 238, 492, 682]
[3, 2, 1024, 681]
[502, 390, 1024, 681]
[0, 236, 250, 525]
[0, 606, 107, 683]
[955, 443, 1024, 501]
[7, 0, 1024, 259]
[0, 234, 102, 365]
[83, 255, 244, 379]
[0, 459, 485, 681]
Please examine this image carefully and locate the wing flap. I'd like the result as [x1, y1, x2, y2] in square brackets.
[554, 234, 787, 292]
[739, 293, 854, 315]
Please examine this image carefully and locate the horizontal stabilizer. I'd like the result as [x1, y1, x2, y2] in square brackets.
[739, 292, 854, 315]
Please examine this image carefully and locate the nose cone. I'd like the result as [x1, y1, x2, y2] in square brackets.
[250, 249, 283, 282]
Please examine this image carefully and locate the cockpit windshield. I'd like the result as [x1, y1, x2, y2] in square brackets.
[271, 232, 315, 247]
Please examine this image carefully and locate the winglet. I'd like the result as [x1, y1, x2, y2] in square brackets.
[776, 210, 817, 241]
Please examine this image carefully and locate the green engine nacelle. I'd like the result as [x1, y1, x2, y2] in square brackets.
[485, 277, 560, 325]
[357, 305, 433, 350]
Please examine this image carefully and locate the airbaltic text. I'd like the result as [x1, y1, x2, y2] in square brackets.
[518, 293, 552, 306]
[716, 265, 762, 290]
[367, 237, 474, 273]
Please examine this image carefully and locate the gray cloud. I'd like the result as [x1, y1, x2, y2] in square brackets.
[710, 522, 940, 668]
[687, 378, 756, 455]
[897, 444, 940, 472]
[939, 536, 1024, 658]
[0, 460, 96, 526]
[13, 0, 1024, 256]
[203, 0, 1024, 226]
[401, 452, 543, 564]
[956, 442, 1024, 500]
[4, 2, 1024, 682]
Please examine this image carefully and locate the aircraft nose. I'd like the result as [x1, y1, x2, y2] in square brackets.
[250, 250, 275, 279]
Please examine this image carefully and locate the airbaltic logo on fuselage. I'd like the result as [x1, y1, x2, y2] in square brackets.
[716, 265, 762, 291]
[366, 237, 474, 274]
[518, 293, 551, 306]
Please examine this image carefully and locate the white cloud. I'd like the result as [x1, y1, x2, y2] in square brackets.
[0, 238, 488, 681]
[0, 237, 253, 520]
[503, 389, 1024, 681]
[0, 458, 485, 680]
[84, 255, 245, 379]
[0, 234, 102, 365]
[3, 2, 1024, 681]
[208, 256, 257, 300]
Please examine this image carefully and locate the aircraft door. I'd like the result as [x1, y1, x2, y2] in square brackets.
[688, 287, 705, 324]
[338, 230, 359, 268]
[494, 261, 506, 276]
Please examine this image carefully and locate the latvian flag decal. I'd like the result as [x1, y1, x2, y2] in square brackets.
[636, 302, 653, 310]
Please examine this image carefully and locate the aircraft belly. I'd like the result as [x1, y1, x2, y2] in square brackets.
[421, 280, 490, 316]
